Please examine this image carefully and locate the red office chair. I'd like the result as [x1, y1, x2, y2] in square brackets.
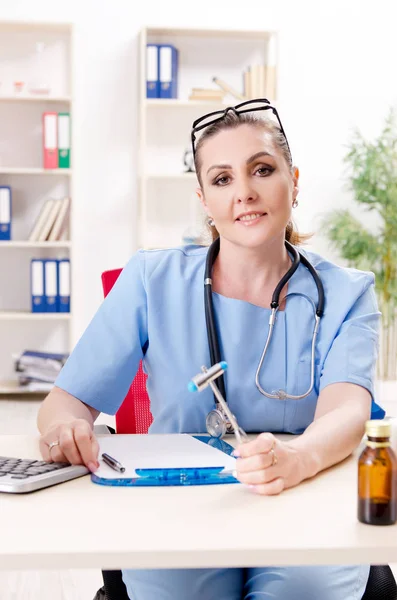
[101, 268, 153, 434]
[97, 268, 153, 600]
[97, 271, 397, 600]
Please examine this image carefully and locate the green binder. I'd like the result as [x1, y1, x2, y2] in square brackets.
[58, 112, 70, 168]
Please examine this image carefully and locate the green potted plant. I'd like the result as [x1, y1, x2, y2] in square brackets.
[322, 108, 397, 380]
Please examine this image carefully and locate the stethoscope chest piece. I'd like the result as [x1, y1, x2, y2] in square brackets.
[206, 408, 236, 439]
[206, 409, 227, 438]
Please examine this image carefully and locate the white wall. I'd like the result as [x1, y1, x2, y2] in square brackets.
[1, 0, 397, 344]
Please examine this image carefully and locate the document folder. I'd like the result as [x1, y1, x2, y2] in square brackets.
[91, 434, 238, 487]
[31, 259, 46, 312]
[0, 186, 11, 241]
[43, 112, 58, 169]
[44, 259, 58, 312]
[58, 112, 71, 168]
[159, 44, 178, 99]
[57, 258, 70, 312]
[146, 44, 159, 98]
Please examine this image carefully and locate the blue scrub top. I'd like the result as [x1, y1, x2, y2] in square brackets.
[56, 245, 384, 434]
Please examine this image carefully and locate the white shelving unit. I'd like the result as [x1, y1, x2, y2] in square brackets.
[0, 311, 71, 320]
[138, 27, 277, 249]
[0, 95, 71, 103]
[0, 20, 73, 396]
[0, 241, 71, 248]
[0, 168, 71, 175]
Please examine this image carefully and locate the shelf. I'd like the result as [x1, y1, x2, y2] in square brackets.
[145, 99, 226, 108]
[0, 380, 50, 395]
[145, 173, 197, 181]
[0, 95, 71, 103]
[0, 241, 71, 248]
[146, 26, 274, 40]
[0, 311, 71, 320]
[0, 168, 71, 175]
[0, 21, 72, 33]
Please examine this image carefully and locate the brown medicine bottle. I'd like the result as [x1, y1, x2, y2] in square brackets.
[358, 420, 397, 525]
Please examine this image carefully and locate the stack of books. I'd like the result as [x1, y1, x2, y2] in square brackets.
[188, 88, 225, 102]
[243, 36, 277, 101]
[14, 350, 68, 390]
[243, 64, 276, 100]
[28, 197, 70, 242]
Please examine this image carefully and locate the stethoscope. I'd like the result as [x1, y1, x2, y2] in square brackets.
[203, 237, 325, 438]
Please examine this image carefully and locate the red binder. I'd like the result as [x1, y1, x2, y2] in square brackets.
[42, 112, 58, 169]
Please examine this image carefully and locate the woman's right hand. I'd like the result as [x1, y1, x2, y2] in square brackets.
[39, 419, 100, 472]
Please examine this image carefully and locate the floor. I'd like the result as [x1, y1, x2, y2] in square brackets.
[0, 385, 396, 599]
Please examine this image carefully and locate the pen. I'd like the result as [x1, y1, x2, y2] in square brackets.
[101, 452, 126, 473]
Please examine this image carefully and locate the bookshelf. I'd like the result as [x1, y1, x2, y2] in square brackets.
[0, 168, 71, 175]
[0, 95, 71, 103]
[0, 241, 71, 248]
[138, 26, 278, 249]
[0, 20, 73, 396]
[0, 311, 71, 320]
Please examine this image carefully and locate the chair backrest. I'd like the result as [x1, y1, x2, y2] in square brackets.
[101, 268, 153, 434]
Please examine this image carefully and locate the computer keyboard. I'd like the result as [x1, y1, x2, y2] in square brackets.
[0, 456, 89, 493]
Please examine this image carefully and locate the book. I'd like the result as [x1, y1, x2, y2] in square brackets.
[28, 199, 55, 242]
[265, 35, 277, 100]
[48, 197, 70, 241]
[189, 88, 225, 102]
[37, 199, 62, 241]
[15, 350, 68, 370]
[190, 88, 224, 98]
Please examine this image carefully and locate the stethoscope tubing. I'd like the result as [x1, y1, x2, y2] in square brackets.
[204, 237, 325, 406]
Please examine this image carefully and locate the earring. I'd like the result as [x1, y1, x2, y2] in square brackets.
[292, 199, 299, 208]
[207, 217, 215, 227]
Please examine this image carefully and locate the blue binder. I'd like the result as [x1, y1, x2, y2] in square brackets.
[31, 259, 46, 313]
[91, 436, 238, 487]
[44, 259, 58, 312]
[0, 186, 11, 241]
[57, 258, 70, 312]
[146, 44, 159, 98]
[159, 44, 178, 99]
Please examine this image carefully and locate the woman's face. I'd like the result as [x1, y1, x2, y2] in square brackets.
[197, 124, 299, 250]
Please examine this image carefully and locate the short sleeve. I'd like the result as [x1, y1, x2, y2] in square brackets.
[55, 251, 148, 415]
[319, 277, 380, 398]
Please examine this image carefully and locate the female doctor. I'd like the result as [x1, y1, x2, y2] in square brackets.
[37, 100, 383, 600]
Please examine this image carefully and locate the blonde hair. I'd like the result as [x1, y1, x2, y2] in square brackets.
[194, 111, 311, 246]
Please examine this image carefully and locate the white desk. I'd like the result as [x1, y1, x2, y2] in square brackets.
[0, 433, 396, 571]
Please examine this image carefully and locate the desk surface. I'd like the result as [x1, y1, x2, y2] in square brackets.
[0, 433, 396, 571]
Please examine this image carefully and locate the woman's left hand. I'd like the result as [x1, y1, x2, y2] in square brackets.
[234, 433, 303, 495]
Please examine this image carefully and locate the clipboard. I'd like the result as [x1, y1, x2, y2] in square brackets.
[91, 435, 238, 487]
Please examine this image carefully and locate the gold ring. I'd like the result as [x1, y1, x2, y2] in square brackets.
[270, 447, 278, 467]
[48, 440, 60, 452]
